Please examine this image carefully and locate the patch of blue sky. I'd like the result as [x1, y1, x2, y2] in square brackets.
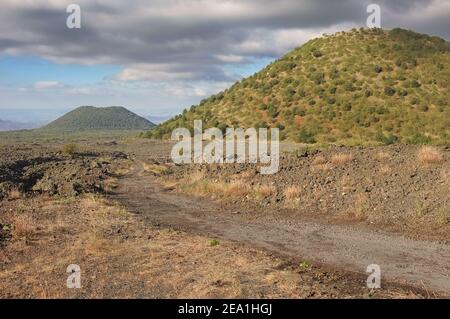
[0, 54, 121, 86]
[221, 56, 275, 79]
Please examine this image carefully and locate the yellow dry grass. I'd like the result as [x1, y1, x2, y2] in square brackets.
[436, 210, 449, 227]
[12, 214, 35, 240]
[222, 180, 251, 197]
[339, 193, 369, 221]
[174, 170, 252, 199]
[375, 151, 391, 161]
[311, 162, 333, 172]
[103, 177, 119, 193]
[8, 189, 22, 200]
[196, 180, 250, 198]
[312, 155, 327, 165]
[143, 163, 170, 175]
[417, 146, 444, 165]
[0, 193, 427, 298]
[61, 143, 79, 157]
[231, 170, 256, 180]
[284, 185, 301, 200]
[252, 184, 277, 199]
[330, 153, 354, 165]
[441, 168, 450, 185]
[112, 164, 132, 176]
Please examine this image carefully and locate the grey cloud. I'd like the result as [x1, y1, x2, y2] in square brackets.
[0, 0, 448, 82]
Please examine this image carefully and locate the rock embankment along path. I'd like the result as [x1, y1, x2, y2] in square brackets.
[113, 162, 450, 296]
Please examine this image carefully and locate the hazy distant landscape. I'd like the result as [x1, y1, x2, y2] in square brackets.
[0, 119, 40, 131]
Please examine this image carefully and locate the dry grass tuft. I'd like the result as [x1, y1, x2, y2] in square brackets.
[417, 146, 444, 165]
[340, 193, 369, 221]
[340, 176, 355, 193]
[252, 184, 277, 199]
[61, 143, 79, 157]
[82, 195, 126, 215]
[311, 155, 333, 172]
[311, 162, 333, 172]
[160, 178, 179, 190]
[375, 151, 391, 161]
[8, 189, 22, 200]
[112, 164, 132, 176]
[232, 170, 256, 180]
[330, 153, 354, 165]
[441, 168, 450, 185]
[143, 163, 170, 175]
[436, 210, 449, 227]
[284, 185, 301, 200]
[188, 171, 205, 183]
[178, 172, 250, 199]
[103, 177, 119, 193]
[353, 193, 369, 220]
[312, 155, 327, 165]
[222, 180, 250, 197]
[12, 214, 35, 239]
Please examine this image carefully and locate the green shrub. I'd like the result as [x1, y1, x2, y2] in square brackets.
[62, 144, 79, 157]
[384, 87, 396, 96]
[218, 123, 228, 133]
[408, 133, 431, 144]
[374, 65, 383, 73]
[311, 48, 323, 58]
[344, 83, 356, 92]
[411, 80, 421, 88]
[311, 72, 325, 85]
[144, 28, 450, 147]
[419, 105, 429, 112]
[254, 121, 268, 128]
[296, 128, 316, 144]
[343, 102, 352, 111]
[376, 133, 398, 145]
[267, 104, 279, 118]
[210, 239, 220, 246]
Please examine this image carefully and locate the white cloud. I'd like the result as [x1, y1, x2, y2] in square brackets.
[115, 63, 195, 81]
[214, 54, 245, 63]
[33, 81, 63, 90]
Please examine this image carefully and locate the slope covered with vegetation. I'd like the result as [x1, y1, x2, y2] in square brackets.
[42, 106, 155, 131]
[146, 28, 449, 145]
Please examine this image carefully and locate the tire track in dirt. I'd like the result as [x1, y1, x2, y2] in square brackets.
[113, 161, 450, 295]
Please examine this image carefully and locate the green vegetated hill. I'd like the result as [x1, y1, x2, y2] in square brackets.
[146, 28, 450, 145]
[42, 106, 155, 131]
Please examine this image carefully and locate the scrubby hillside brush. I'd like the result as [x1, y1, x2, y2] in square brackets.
[146, 28, 450, 146]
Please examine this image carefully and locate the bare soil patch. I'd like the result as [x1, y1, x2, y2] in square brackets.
[0, 195, 424, 298]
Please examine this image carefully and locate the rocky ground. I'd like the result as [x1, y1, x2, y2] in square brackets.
[0, 143, 127, 199]
[1, 194, 426, 298]
[0, 135, 449, 298]
[161, 144, 450, 242]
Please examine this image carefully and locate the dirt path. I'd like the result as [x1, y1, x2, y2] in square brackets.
[113, 161, 450, 295]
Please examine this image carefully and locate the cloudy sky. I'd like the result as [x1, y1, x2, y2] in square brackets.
[0, 0, 449, 123]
